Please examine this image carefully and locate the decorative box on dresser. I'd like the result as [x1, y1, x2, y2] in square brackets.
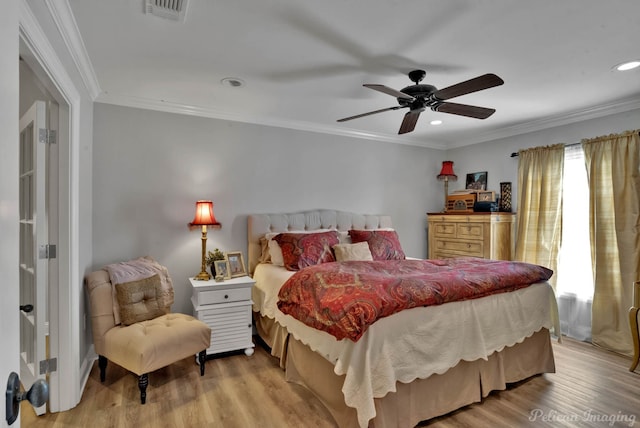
[190, 276, 255, 357]
[427, 212, 516, 260]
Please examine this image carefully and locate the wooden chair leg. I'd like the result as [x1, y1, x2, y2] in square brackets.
[629, 307, 639, 372]
[139, 374, 148, 404]
[199, 350, 206, 376]
[98, 356, 107, 382]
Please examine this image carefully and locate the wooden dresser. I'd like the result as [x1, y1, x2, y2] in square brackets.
[427, 212, 516, 260]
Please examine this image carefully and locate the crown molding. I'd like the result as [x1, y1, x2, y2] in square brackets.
[95, 92, 450, 150]
[45, 0, 101, 99]
[447, 96, 640, 149]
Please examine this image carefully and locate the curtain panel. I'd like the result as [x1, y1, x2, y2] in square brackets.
[515, 144, 565, 290]
[582, 130, 640, 356]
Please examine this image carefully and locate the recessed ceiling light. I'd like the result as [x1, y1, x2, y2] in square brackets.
[220, 77, 245, 87]
[430, 120, 443, 126]
[613, 60, 640, 71]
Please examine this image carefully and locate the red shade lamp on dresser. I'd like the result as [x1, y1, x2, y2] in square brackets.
[437, 161, 458, 212]
[189, 200, 221, 280]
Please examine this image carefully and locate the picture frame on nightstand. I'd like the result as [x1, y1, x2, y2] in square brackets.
[214, 259, 231, 280]
[225, 251, 247, 278]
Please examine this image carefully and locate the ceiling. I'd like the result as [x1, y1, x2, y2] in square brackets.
[65, 0, 640, 149]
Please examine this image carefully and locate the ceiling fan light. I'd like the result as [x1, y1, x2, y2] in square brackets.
[430, 120, 443, 126]
[614, 60, 640, 71]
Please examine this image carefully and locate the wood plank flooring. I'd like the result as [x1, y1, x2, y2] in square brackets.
[22, 337, 640, 427]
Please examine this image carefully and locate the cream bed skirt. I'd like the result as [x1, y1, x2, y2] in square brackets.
[255, 314, 555, 428]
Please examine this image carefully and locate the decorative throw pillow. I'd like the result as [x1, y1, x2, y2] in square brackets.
[105, 256, 174, 325]
[115, 274, 166, 326]
[333, 242, 374, 262]
[273, 231, 339, 271]
[348, 229, 406, 261]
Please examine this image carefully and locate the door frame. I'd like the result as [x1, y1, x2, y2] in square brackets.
[19, 4, 82, 412]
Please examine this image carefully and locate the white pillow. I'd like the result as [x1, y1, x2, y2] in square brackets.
[333, 242, 374, 262]
[267, 235, 285, 266]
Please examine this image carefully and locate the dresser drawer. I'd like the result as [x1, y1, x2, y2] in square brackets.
[433, 222, 456, 237]
[198, 287, 251, 305]
[434, 239, 483, 257]
[456, 223, 484, 240]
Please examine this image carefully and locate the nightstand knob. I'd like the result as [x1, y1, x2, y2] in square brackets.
[224, 294, 229, 299]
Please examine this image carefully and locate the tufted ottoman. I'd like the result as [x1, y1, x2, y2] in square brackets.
[86, 265, 211, 404]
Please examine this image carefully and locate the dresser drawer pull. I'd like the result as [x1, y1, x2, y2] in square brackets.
[224, 294, 229, 299]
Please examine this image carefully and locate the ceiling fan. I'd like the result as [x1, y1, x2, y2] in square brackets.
[337, 70, 504, 134]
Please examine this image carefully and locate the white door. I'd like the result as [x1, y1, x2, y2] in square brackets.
[19, 100, 48, 416]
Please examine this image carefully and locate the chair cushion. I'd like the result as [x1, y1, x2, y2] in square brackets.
[103, 313, 211, 375]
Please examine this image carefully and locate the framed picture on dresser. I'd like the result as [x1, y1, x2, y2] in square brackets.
[466, 171, 487, 190]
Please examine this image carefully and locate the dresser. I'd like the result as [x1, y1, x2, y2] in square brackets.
[427, 212, 516, 260]
[190, 276, 255, 357]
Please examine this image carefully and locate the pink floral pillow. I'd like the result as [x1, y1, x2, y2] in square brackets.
[273, 231, 339, 271]
[348, 229, 406, 261]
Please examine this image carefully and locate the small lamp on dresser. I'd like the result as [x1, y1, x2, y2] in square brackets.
[189, 200, 221, 281]
[437, 161, 457, 212]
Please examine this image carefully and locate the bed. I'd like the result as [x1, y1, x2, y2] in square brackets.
[248, 209, 559, 428]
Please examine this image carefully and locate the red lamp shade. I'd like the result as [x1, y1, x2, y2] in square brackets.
[437, 161, 457, 180]
[190, 200, 220, 226]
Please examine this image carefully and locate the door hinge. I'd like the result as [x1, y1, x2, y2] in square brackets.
[39, 357, 57, 375]
[38, 244, 57, 259]
[38, 128, 56, 144]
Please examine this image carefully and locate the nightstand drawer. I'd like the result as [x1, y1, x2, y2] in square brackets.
[433, 222, 456, 237]
[198, 287, 251, 305]
[434, 239, 483, 256]
[456, 223, 484, 240]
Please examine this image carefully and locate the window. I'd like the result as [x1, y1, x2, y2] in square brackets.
[555, 144, 594, 341]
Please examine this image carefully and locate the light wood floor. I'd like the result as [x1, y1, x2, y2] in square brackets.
[22, 337, 640, 427]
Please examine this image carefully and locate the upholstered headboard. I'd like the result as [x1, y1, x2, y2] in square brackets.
[247, 209, 393, 275]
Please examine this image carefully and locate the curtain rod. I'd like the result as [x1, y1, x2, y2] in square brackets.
[510, 142, 581, 158]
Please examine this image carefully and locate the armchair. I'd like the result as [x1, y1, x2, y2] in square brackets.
[85, 258, 211, 403]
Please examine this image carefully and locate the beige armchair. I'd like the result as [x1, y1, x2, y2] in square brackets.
[85, 259, 211, 403]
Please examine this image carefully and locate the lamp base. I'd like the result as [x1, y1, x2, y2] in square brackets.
[193, 270, 211, 281]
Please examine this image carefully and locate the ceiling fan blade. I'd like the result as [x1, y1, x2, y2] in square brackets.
[434, 102, 496, 119]
[363, 84, 415, 100]
[337, 106, 403, 122]
[398, 111, 421, 134]
[432, 74, 504, 100]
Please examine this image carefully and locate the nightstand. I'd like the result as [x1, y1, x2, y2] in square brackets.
[190, 275, 255, 357]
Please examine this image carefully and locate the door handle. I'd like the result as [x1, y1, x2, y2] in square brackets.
[20, 304, 34, 313]
[5, 372, 48, 425]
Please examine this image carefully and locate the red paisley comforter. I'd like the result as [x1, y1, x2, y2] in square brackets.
[277, 257, 553, 341]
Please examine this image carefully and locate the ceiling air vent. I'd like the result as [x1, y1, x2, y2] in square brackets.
[145, 0, 189, 23]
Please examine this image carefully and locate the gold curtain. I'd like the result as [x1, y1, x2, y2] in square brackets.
[582, 130, 640, 356]
[515, 144, 565, 289]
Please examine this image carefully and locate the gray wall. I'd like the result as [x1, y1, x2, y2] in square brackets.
[92, 103, 444, 314]
[446, 108, 640, 211]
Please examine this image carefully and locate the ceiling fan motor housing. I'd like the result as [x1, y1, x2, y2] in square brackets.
[398, 84, 438, 111]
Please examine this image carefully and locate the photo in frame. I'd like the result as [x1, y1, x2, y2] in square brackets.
[214, 259, 231, 280]
[225, 251, 247, 278]
[466, 171, 488, 190]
